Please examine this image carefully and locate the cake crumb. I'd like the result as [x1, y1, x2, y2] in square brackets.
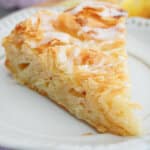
[82, 132, 93, 136]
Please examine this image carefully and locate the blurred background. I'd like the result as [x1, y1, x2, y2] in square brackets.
[0, 0, 150, 18]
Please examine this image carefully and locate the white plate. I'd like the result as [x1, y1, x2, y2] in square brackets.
[0, 7, 150, 150]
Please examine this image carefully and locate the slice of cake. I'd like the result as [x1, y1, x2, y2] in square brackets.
[3, 0, 141, 136]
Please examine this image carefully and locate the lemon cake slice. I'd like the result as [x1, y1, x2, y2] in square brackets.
[3, 0, 141, 136]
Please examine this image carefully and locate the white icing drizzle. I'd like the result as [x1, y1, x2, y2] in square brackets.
[69, 0, 126, 18]
[14, 1, 128, 76]
[29, 12, 71, 48]
[57, 47, 67, 63]
[28, 31, 70, 48]
[38, 12, 72, 44]
[43, 32, 70, 43]
[80, 25, 125, 41]
[68, 0, 126, 41]
[73, 47, 81, 57]
[57, 46, 74, 73]
[99, 8, 127, 18]
[69, 1, 107, 15]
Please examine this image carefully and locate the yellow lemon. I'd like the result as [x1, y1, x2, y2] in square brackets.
[121, 0, 150, 18]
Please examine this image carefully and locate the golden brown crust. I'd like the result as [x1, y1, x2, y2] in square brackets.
[3, 0, 141, 136]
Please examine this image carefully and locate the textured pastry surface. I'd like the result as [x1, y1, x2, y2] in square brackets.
[3, 0, 141, 136]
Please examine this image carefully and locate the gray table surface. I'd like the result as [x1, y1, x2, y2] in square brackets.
[0, 7, 18, 18]
[0, 9, 11, 17]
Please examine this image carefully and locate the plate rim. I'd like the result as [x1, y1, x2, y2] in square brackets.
[0, 7, 150, 150]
